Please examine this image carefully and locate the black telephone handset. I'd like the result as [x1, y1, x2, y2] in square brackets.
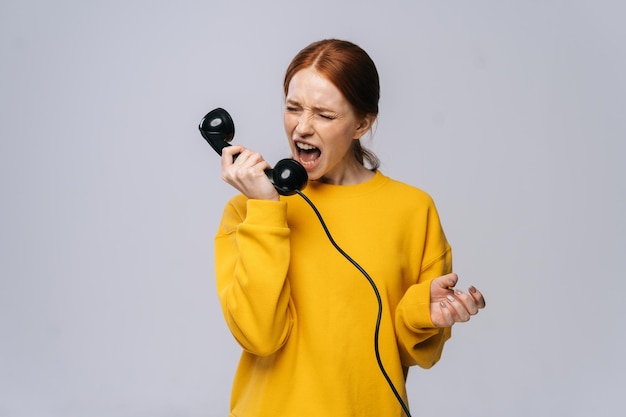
[199, 108, 308, 196]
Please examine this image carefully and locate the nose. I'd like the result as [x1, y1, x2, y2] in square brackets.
[295, 112, 314, 136]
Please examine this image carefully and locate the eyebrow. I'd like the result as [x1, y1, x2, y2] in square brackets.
[285, 99, 338, 114]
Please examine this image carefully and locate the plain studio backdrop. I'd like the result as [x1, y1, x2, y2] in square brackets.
[1, 0, 624, 416]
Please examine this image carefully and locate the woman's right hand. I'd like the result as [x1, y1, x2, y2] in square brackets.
[221, 145, 280, 201]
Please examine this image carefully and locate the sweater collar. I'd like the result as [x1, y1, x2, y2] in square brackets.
[297, 170, 389, 200]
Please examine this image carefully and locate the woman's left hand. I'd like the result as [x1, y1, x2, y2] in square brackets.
[429, 273, 485, 328]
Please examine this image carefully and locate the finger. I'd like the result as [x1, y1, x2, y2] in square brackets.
[431, 275, 456, 302]
[445, 294, 471, 322]
[453, 289, 479, 315]
[437, 301, 455, 327]
[236, 150, 268, 171]
[221, 145, 245, 169]
[433, 273, 458, 290]
[252, 156, 273, 173]
[469, 286, 486, 309]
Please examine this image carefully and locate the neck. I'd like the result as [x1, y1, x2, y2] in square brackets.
[315, 163, 375, 185]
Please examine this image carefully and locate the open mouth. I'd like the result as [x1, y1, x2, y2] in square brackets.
[295, 142, 321, 167]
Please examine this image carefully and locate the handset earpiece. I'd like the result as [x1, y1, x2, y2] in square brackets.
[199, 108, 307, 196]
[199, 107, 235, 155]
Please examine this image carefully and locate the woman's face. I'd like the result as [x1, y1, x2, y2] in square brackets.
[283, 68, 372, 184]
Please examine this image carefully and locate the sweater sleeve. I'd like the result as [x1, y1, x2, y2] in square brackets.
[214, 197, 295, 356]
[394, 199, 453, 369]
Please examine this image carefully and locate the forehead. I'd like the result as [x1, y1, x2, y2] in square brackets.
[286, 68, 350, 110]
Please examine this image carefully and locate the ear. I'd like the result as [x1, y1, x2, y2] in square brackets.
[353, 113, 376, 139]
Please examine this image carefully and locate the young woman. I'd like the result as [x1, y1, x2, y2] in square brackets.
[214, 39, 485, 417]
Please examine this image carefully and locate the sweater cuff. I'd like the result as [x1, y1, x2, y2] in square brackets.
[244, 199, 288, 228]
[402, 281, 436, 330]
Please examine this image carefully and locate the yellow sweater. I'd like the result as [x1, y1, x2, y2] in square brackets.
[215, 171, 452, 417]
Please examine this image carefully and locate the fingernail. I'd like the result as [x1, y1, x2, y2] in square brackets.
[469, 286, 477, 294]
[446, 295, 455, 303]
[440, 301, 447, 308]
[455, 290, 463, 296]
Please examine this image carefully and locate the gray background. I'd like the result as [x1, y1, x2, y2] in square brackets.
[1, 0, 624, 416]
